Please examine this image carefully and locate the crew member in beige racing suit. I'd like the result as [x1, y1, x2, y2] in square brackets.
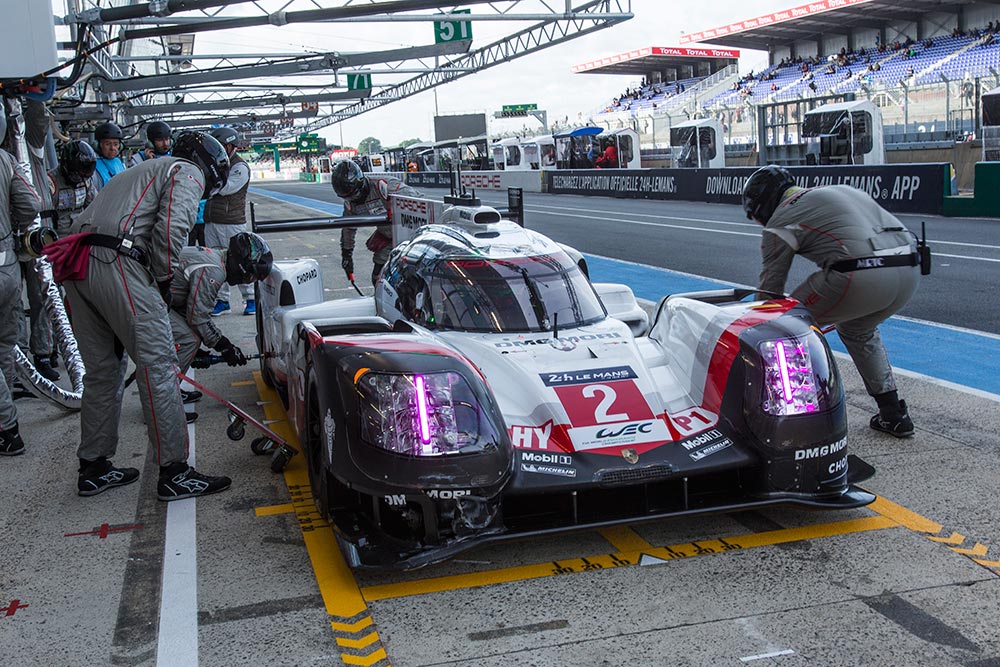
[332, 159, 420, 285]
[64, 131, 233, 500]
[742, 165, 920, 437]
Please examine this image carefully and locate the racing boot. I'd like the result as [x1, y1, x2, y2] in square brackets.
[181, 389, 203, 404]
[871, 392, 914, 438]
[157, 463, 231, 501]
[0, 422, 25, 456]
[34, 354, 60, 382]
[185, 411, 199, 424]
[78, 457, 140, 496]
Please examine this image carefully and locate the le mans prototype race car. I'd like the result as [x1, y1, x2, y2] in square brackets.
[256, 191, 875, 569]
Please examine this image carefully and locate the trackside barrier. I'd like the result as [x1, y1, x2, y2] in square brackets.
[405, 170, 544, 193]
[543, 163, 953, 215]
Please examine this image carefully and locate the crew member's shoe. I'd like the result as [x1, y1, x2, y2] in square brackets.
[34, 355, 60, 382]
[242, 299, 256, 316]
[185, 411, 199, 424]
[211, 300, 231, 317]
[870, 399, 915, 438]
[49, 350, 59, 369]
[78, 458, 140, 496]
[0, 423, 25, 456]
[158, 464, 232, 501]
[181, 389, 203, 404]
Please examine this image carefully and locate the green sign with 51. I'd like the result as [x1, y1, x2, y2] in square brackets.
[434, 9, 472, 43]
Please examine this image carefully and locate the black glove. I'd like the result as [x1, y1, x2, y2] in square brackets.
[341, 250, 354, 279]
[157, 280, 173, 309]
[190, 349, 212, 369]
[214, 337, 247, 367]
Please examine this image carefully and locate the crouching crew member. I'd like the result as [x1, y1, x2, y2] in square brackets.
[62, 131, 235, 500]
[169, 233, 272, 390]
[742, 165, 920, 437]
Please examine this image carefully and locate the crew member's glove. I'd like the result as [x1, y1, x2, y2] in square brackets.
[341, 250, 354, 279]
[157, 280, 173, 309]
[190, 349, 213, 369]
[214, 337, 247, 367]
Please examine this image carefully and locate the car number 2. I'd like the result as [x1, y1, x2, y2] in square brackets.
[554, 380, 653, 427]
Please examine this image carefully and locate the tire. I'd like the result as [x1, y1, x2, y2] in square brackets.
[255, 283, 275, 388]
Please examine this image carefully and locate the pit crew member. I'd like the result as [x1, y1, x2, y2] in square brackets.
[63, 131, 233, 499]
[331, 159, 421, 285]
[90, 121, 126, 191]
[169, 233, 272, 390]
[129, 120, 173, 166]
[743, 165, 920, 437]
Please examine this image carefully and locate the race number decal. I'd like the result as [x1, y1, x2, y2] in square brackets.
[667, 407, 719, 436]
[554, 380, 652, 427]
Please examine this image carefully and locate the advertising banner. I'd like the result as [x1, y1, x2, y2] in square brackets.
[546, 164, 950, 214]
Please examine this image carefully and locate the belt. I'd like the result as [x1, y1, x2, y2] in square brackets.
[830, 253, 919, 273]
[82, 233, 150, 268]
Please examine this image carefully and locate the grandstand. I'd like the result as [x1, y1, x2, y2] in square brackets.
[581, 1, 1000, 187]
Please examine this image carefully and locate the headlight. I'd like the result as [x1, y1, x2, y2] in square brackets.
[358, 371, 498, 456]
[758, 337, 823, 416]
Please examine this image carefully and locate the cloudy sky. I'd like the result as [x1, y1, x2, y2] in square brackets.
[115, 0, 799, 147]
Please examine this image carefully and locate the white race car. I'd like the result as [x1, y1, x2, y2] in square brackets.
[256, 193, 873, 569]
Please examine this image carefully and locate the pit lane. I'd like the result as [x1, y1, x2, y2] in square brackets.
[2, 188, 999, 667]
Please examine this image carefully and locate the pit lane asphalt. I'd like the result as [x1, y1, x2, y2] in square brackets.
[2, 182, 998, 667]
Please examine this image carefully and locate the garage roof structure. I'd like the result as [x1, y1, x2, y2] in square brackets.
[571, 46, 739, 76]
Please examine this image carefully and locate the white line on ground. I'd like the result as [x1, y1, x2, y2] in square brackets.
[156, 374, 199, 666]
[739, 649, 795, 662]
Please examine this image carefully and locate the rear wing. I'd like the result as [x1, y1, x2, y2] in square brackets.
[250, 187, 524, 245]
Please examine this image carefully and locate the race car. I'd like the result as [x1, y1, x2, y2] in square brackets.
[256, 192, 875, 569]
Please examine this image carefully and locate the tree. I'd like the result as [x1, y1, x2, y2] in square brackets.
[357, 136, 382, 155]
[398, 137, 423, 148]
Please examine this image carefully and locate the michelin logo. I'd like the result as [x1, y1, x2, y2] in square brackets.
[521, 463, 576, 478]
[688, 438, 733, 461]
[794, 437, 847, 461]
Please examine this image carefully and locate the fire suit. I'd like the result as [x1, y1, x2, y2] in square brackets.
[340, 175, 420, 283]
[168, 246, 227, 372]
[0, 150, 42, 429]
[47, 167, 95, 237]
[759, 185, 919, 397]
[66, 157, 202, 466]
[203, 154, 251, 304]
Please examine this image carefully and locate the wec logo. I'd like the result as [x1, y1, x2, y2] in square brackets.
[596, 422, 653, 439]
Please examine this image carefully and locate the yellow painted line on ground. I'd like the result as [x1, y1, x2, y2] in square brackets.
[253, 373, 389, 666]
[255, 503, 295, 517]
[231, 380, 256, 387]
[597, 525, 654, 552]
[951, 543, 989, 557]
[973, 557, 1000, 568]
[361, 515, 896, 602]
[928, 531, 965, 544]
[337, 631, 381, 650]
[867, 495, 944, 534]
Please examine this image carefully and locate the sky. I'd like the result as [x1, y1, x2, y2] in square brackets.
[66, 0, 801, 147]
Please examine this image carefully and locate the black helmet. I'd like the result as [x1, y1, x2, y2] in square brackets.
[209, 126, 241, 148]
[172, 131, 230, 199]
[742, 165, 796, 224]
[146, 120, 172, 143]
[226, 232, 273, 284]
[331, 159, 369, 203]
[58, 140, 97, 185]
[94, 121, 123, 142]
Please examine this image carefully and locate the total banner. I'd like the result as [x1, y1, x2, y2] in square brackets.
[545, 164, 950, 214]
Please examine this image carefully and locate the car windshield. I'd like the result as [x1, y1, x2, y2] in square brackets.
[423, 252, 606, 333]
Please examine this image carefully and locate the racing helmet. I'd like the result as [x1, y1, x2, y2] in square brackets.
[209, 126, 241, 150]
[146, 120, 171, 142]
[171, 131, 230, 200]
[742, 165, 796, 224]
[226, 232, 273, 284]
[58, 140, 97, 185]
[94, 121, 123, 143]
[0, 109, 6, 146]
[331, 159, 370, 203]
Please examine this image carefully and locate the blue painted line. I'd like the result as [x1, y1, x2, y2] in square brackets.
[585, 254, 1000, 396]
[250, 187, 344, 216]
